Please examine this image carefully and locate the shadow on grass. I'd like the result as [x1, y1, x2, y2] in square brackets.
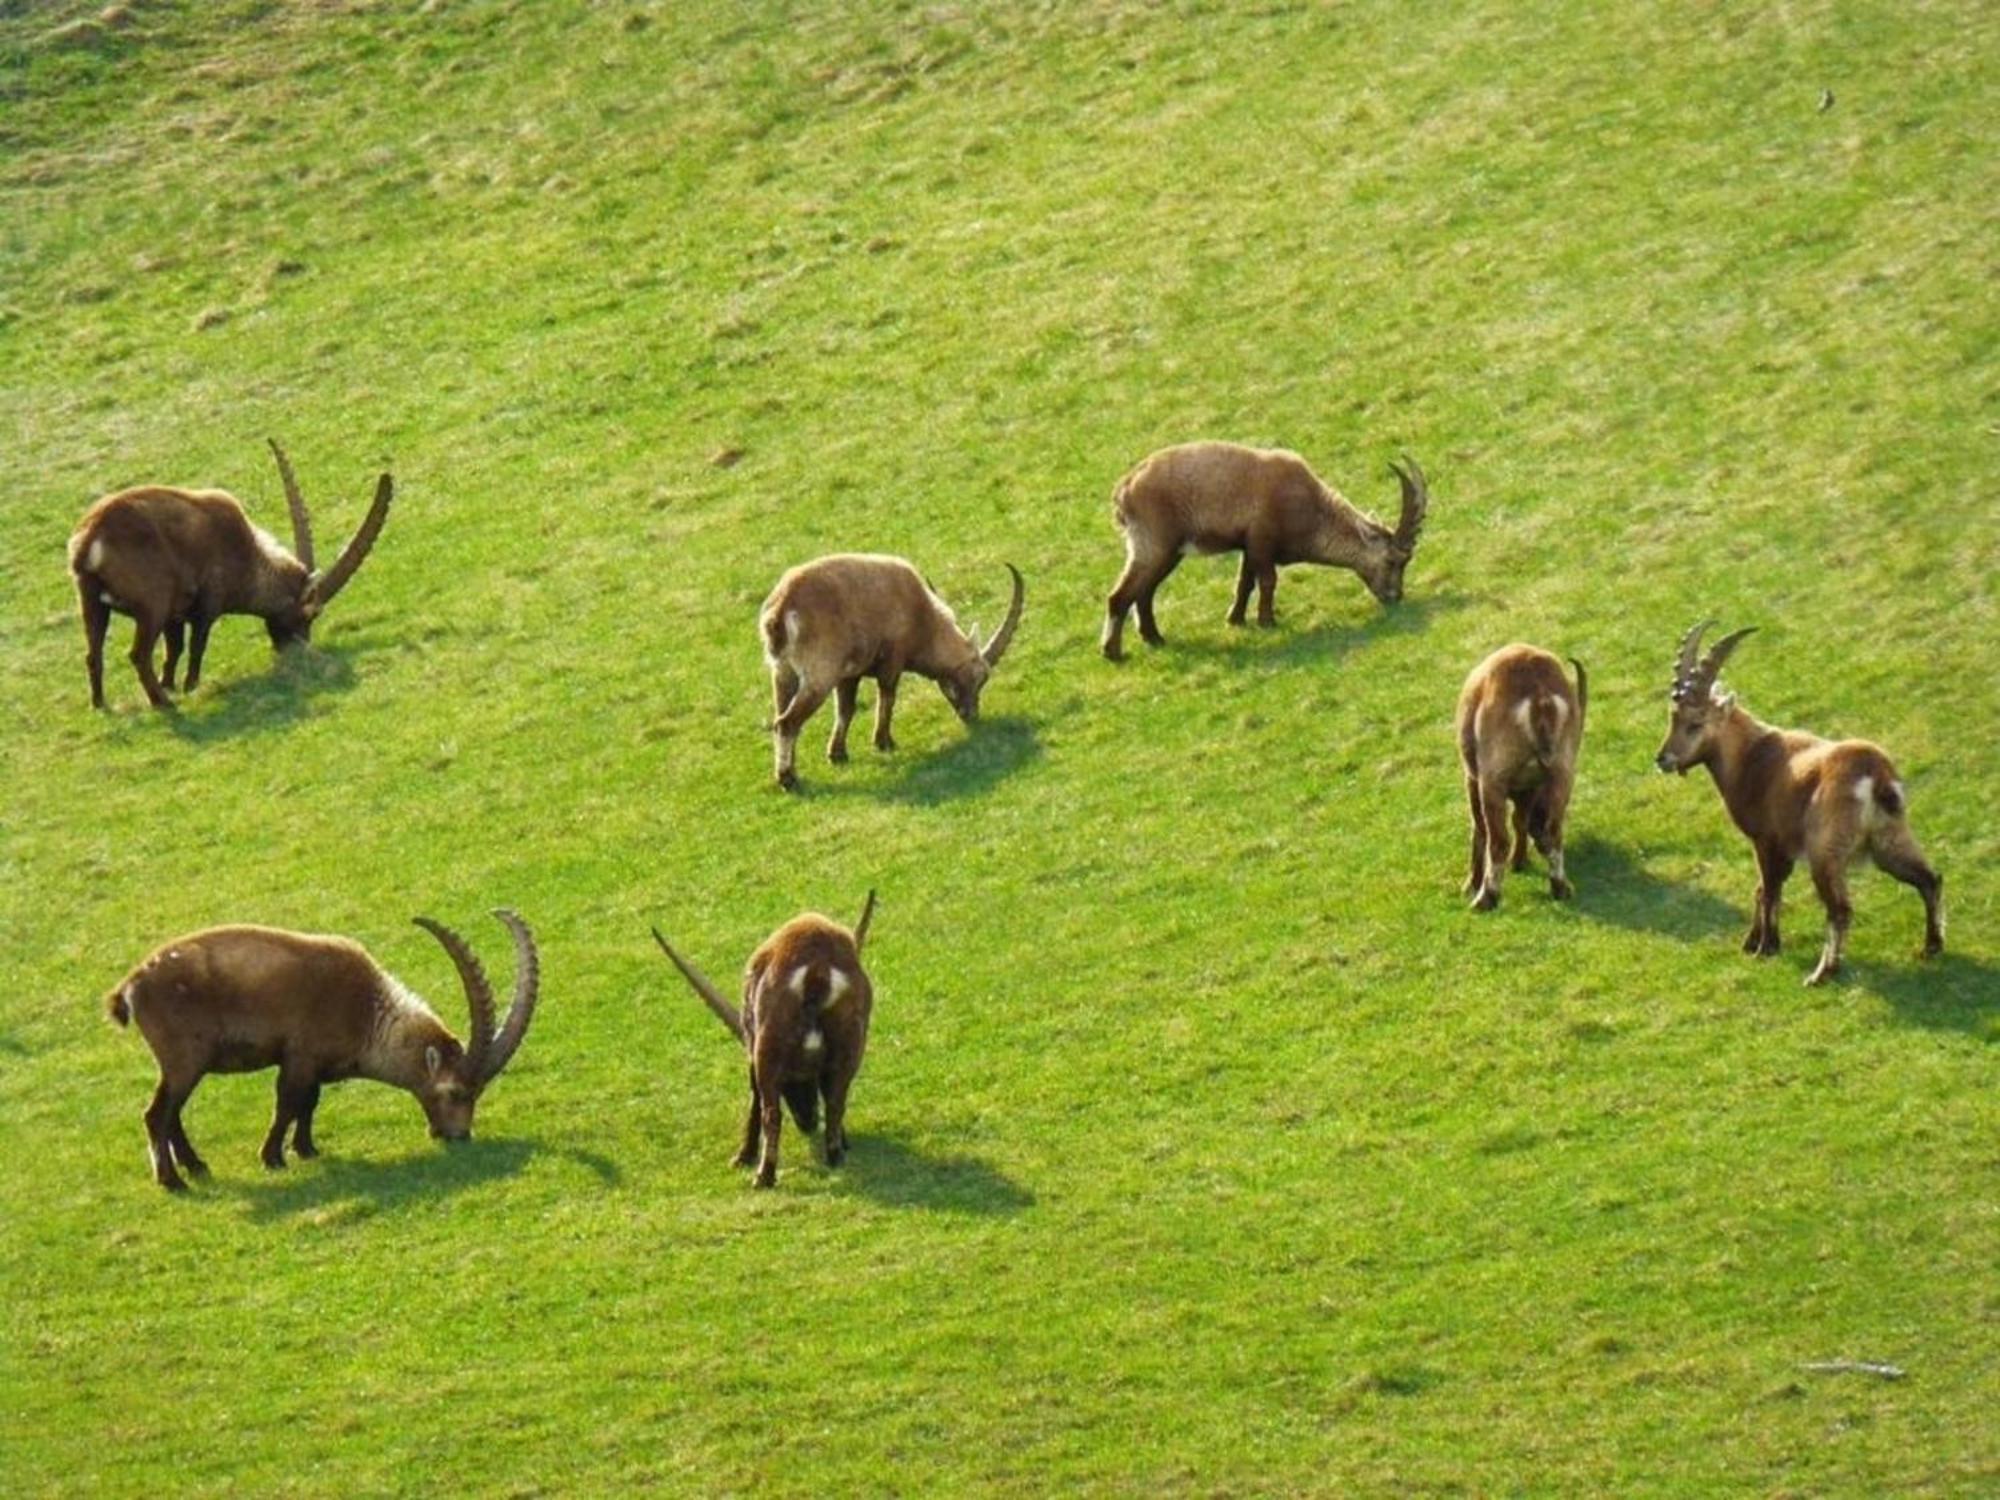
[1146, 590, 1473, 671]
[836, 1132, 1034, 1216]
[115, 639, 378, 745]
[1564, 834, 1743, 941]
[223, 1135, 618, 1220]
[800, 714, 1042, 806]
[1857, 953, 1999, 1040]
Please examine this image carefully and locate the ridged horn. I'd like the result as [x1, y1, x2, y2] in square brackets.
[1389, 456, 1428, 550]
[305, 471, 393, 610]
[980, 564, 1025, 668]
[267, 438, 315, 570]
[651, 927, 746, 1045]
[479, 909, 540, 1086]
[1670, 618, 1715, 700]
[852, 889, 877, 954]
[413, 914, 495, 1075]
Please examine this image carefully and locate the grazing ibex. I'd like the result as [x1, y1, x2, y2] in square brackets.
[760, 555, 1024, 790]
[68, 439, 391, 707]
[104, 911, 539, 1190]
[652, 892, 876, 1188]
[1100, 442, 1428, 661]
[1655, 621, 1944, 985]
[1457, 644, 1587, 910]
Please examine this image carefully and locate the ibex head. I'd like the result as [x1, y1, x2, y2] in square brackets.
[941, 564, 1025, 724]
[1654, 619, 1757, 775]
[408, 910, 541, 1141]
[265, 438, 393, 646]
[1360, 458, 1428, 605]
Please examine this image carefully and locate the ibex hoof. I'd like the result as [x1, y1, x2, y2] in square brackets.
[262, 1152, 286, 1171]
[159, 1174, 189, 1194]
[1803, 964, 1838, 988]
[775, 770, 799, 792]
[183, 1158, 212, 1179]
[753, 1168, 777, 1189]
[827, 746, 848, 764]
[1549, 878, 1574, 901]
[1922, 937, 1944, 959]
[825, 1146, 846, 1168]
[731, 1149, 756, 1169]
[1101, 642, 1124, 663]
[1470, 889, 1499, 913]
[293, 1142, 318, 1160]
[874, 736, 895, 753]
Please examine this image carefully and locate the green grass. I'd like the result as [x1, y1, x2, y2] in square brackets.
[3, 0, 1996, 1493]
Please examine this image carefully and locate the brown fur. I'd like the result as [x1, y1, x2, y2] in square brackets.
[654, 897, 875, 1189]
[1656, 632, 1943, 986]
[1100, 442, 1427, 660]
[759, 554, 1023, 790]
[67, 444, 390, 708]
[103, 915, 537, 1190]
[1456, 645, 1587, 909]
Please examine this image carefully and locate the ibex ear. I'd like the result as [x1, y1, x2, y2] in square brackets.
[424, 1044, 443, 1077]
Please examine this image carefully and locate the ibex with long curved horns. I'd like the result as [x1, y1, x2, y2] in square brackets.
[1655, 621, 1943, 986]
[103, 911, 539, 1190]
[760, 555, 1024, 789]
[68, 439, 391, 707]
[1101, 443, 1428, 661]
[652, 892, 876, 1188]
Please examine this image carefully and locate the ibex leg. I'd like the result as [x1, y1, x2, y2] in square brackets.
[77, 579, 110, 708]
[827, 679, 858, 764]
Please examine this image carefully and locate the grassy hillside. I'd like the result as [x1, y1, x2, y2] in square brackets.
[3, 1, 1995, 1493]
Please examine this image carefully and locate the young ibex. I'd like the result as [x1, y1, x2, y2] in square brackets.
[1655, 621, 1944, 985]
[760, 555, 1024, 790]
[104, 910, 539, 1190]
[652, 892, 876, 1188]
[68, 439, 391, 707]
[1457, 644, 1587, 910]
[1100, 442, 1428, 661]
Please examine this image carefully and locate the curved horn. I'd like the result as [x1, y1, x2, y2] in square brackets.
[979, 563, 1025, 668]
[306, 471, 393, 609]
[1388, 456, 1428, 549]
[413, 914, 495, 1073]
[1671, 618, 1715, 699]
[852, 888, 877, 954]
[478, 909, 540, 1086]
[1695, 625, 1757, 696]
[651, 927, 746, 1045]
[268, 438, 315, 570]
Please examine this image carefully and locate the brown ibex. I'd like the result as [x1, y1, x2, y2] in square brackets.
[1457, 644, 1587, 910]
[1655, 621, 1944, 985]
[760, 555, 1024, 789]
[1100, 442, 1428, 660]
[652, 892, 876, 1188]
[104, 911, 539, 1190]
[68, 439, 391, 707]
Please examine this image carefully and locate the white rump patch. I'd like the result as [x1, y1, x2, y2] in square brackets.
[787, 966, 808, 998]
[101, 591, 118, 605]
[1548, 699, 1568, 726]
[123, 984, 139, 1022]
[1512, 700, 1533, 732]
[86, 538, 105, 570]
[802, 1028, 824, 1053]
[826, 968, 852, 1005]
[1852, 775, 1873, 805]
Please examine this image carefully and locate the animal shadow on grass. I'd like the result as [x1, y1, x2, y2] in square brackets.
[804, 713, 1042, 807]
[228, 1136, 618, 1221]
[1564, 834, 1743, 941]
[1158, 589, 1471, 672]
[1856, 953, 1999, 1040]
[834, 1132, 1034, 1216]
[146, 639, 374, 744]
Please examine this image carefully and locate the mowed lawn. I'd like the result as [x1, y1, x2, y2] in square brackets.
[2, 1, 1995, 1493]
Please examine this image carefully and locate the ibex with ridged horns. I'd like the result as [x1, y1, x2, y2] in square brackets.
[104, 911, 539, 1190]
[1654, 621, 1943, 986]
[1457, 644, 1587, 910]
[1101, 443, 1428, 660]
[761, 555, 1024, 790]
[68, 439, 391, 707]
[652, 892, 876, 1188]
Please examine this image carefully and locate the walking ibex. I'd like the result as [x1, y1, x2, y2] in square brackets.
[1655, 621, 1943, 985]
